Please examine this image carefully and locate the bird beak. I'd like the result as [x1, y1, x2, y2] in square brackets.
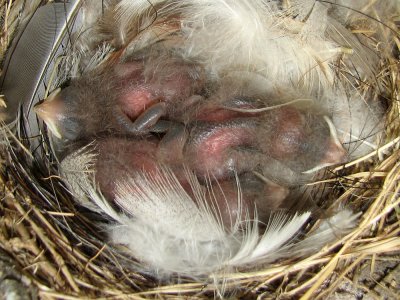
[302, 140, 347, 174]
[303, 116, 348, 174]
[34, 88, 63, 139]
[321, 115, 348, 164]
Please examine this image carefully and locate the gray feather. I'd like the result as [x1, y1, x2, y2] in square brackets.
[0, 1, 82, 135]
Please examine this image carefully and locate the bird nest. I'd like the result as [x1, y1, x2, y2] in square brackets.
[0, 1, 399, 299]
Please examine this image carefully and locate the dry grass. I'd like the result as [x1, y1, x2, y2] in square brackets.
[0, 0, 399, 299]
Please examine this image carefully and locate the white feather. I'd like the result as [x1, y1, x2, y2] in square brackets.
[60, 147, 358, 277]
[331, 89, 384, 158]
[112, 0, 383, 93]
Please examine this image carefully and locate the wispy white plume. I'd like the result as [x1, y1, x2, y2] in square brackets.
[60, 147, 358, 277]
[110, 0, 383, 93]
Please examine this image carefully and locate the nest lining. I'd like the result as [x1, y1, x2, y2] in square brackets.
[0, 0, 399, 299]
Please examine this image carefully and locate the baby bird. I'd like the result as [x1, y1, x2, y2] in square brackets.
[34, 53, 205, 141]
[179, 103, 347, 186]
[92, 136, 291, 228]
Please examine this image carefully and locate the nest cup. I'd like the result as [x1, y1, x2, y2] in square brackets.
[0, 1, 399, 299]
